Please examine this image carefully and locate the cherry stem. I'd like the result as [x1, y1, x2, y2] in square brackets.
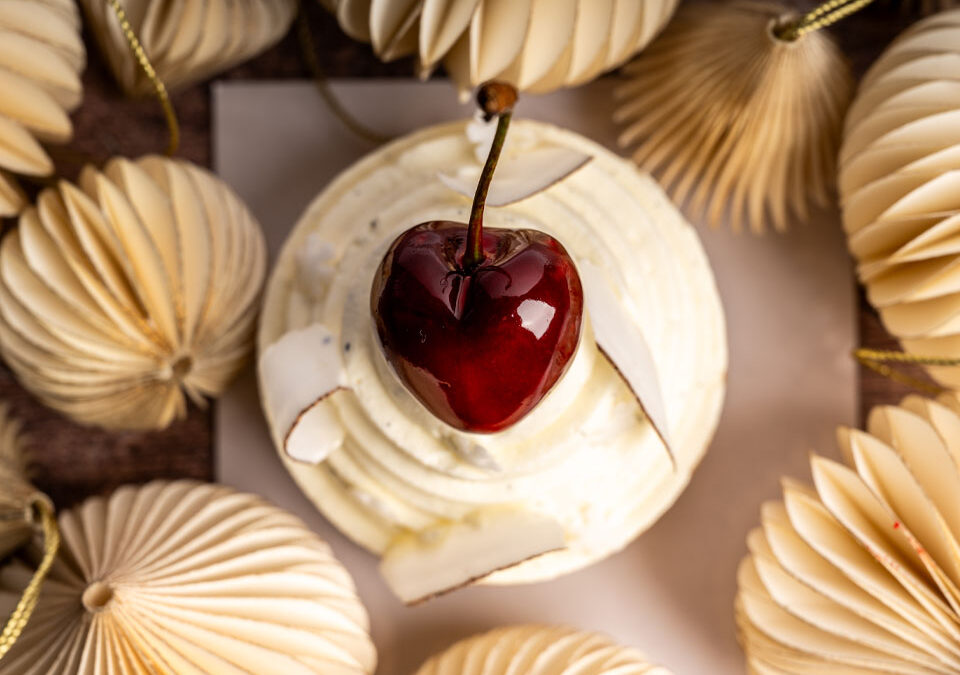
[464, 83, 516, 270]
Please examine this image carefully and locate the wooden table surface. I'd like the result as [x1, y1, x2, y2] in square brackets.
[3, 2, 936, 508]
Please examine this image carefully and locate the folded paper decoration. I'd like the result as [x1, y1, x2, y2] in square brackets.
[0, 0, 85, 217]
[414, 624, 672, 675]
[80, 0, 297, 96]
[839, 9, 960, 387]
[0, 156, 266, 430]
[0, 480, 377, 674]
[321, 0, 679, 94]
[737, 393, 960, 674]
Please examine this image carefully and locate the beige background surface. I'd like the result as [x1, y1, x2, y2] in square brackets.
[212, 80, 857, 675]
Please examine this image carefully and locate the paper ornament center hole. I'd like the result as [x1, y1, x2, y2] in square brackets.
[171, 355, 193, 380]
[82, 581, 114, 612]
[768, 16, 798, 44]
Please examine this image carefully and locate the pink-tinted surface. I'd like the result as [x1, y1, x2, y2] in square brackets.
[371, 221, 583, 432]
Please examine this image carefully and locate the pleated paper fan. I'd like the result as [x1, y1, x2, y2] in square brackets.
[414, 625, 672, 675]
[321, 0, 679, 94]
[839, 9, 960, 387]
[0, 155, 267, 431]
[0, 480, 377, 675]
[736, 394, 960, 674]
[79, 0, 297, 96]
[0, 0, 86, 217]
[614, 1, 852, 233]
[0, 404, 46, 560]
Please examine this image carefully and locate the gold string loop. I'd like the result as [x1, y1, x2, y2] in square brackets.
[776, 0, 877, 41]
[296, 5, 392, 145]
[854, 348, 960, 396]
[0, 499, 59, 661]
[105, 0, 180, 156]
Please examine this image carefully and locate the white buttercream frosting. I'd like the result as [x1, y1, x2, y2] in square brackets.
[258, 119, 726, 583]
[413, 625, 672, 675]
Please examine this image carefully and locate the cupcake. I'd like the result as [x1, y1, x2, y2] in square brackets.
[413, 625, 671, 675]
[258, 85, 726, 602]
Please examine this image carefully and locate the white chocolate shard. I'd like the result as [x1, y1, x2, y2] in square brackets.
[438, 145, 592, 207]
[380, 507, 566, 604]
[259, 323, 348, 464]
[580, 260, 673, 464]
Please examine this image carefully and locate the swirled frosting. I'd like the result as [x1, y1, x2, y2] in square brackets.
[259, 120, 726, 585]
[413, 625, 672, 675]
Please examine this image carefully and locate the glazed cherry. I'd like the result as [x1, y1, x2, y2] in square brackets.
[369, 81, 584, 433]
[371, 222, 583, 432]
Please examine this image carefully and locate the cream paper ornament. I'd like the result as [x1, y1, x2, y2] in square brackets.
[0, 155, 267, 431]
[413, 625, 672, 675]
[0, 0, 86, 217]
[321, 0, 679, 94]
[736, 394, 960, 674]
[0, 480, 377, 675]
[79, 0, 297, 96]
[839, 9, 960, 388]
[0, 405, 48, 560]
[614, 1, 853, 233]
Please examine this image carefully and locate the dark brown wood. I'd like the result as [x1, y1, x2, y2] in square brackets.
[1, 2, 941, 508]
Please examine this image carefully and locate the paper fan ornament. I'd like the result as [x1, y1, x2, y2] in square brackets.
[737, 394, 960, 674]
[0, 405, 48, 560]
[839, 9, 960, 388]
[0, 0, 86, 217]
[0, 155, 267, 431]
[614, 1, 853, 233]
[0, 480, 377, 674]
[414, 625, 672, 675]
[79, 0, 297, 96]
[321, 0, 679, 94]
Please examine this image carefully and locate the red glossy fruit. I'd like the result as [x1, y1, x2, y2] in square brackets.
[371, 221, 583, 432]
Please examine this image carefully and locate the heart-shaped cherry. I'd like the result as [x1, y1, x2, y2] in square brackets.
[371, 82, 584, 432]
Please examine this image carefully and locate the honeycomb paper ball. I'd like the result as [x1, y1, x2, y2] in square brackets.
[321, 0, 679, 94]
[737, 394, 960, 674]
[79, 0, 297, 96]
[414, 625, 672, 675]
[839, 9, 960, 386]
[0, 404, 48, 560]
[0, 0, 86, 217]
[0, 155, 267, 431]
[0, 480, 377, 675]
[615, 1, 852, 233]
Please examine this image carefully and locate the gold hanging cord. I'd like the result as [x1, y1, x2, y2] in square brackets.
[105, 0, 181, 156]
[0, 499, 60, 660]
[776, 0, 877, 41]
[296, 4, 392, 145]
[854, 348, 960, 396]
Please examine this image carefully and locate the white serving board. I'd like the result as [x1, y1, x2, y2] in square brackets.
[212, 79, 857, 675]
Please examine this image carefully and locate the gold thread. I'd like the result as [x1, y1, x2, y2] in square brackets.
[105, 0, 180, 156]
[853, 348, 960, 396]
[296, 5, 392, 145]
[777, 0, 877, 40]
[0, 499, 59, 661]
